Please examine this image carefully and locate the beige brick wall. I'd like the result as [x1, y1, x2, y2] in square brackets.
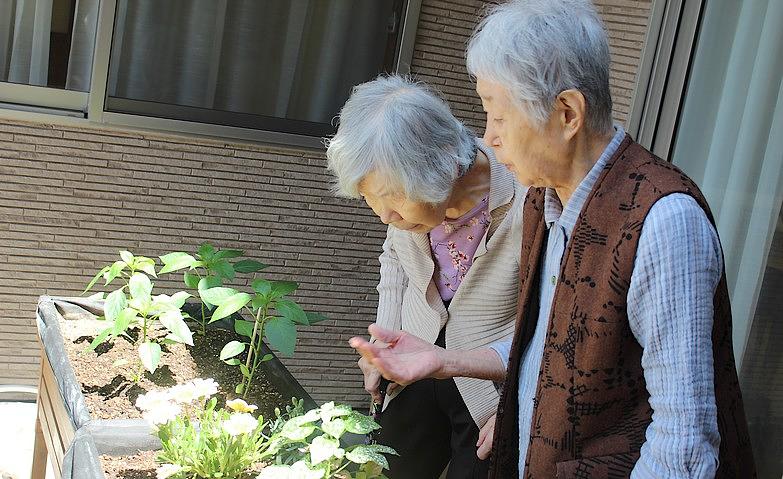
[0, 0, 653, 406]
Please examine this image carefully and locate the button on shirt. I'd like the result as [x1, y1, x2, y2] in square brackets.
[491, 126, 722, 477]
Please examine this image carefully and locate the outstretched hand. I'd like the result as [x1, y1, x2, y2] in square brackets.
[349, 324, 445, 386]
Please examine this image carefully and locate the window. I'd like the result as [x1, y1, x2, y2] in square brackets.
[0, 0, 420, 145]
[637, 0, 783, 475]
[0, 0, 97, 111]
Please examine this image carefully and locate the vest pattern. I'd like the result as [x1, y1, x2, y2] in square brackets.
[488, 135, 755, 478]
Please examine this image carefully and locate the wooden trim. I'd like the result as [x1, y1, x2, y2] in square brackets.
[32, 345, 76, 479]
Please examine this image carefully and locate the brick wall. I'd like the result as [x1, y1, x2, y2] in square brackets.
[0, 0, 654, 405]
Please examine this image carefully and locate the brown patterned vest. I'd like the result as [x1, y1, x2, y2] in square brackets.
[488, 135, 755, 478]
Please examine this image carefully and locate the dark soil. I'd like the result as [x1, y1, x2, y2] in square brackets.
[61, 318, 285, 423]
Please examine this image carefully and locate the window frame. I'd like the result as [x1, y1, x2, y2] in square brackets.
[0, 0, 423, 150]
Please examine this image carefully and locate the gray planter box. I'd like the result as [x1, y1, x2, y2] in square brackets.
[32, 296, 314, 479]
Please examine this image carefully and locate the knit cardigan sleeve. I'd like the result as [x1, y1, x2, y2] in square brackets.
[374, 226, 407, 333]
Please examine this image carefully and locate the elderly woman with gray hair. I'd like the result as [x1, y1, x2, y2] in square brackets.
[326, 75, 526, 478]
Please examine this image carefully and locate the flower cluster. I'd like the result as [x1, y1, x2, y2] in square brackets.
[135, 378, 219, 425]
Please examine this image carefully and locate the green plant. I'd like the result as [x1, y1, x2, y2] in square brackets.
[160, 244, 329, 398]
[136, 378, 266, 479]
[160, 243, 268, 336]
[259, 402, 397, 479]
[84, 251, 194, 378]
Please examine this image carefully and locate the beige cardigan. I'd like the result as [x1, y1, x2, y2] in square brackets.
[375, 140, 527, 427]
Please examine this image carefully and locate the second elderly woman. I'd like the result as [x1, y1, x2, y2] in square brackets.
[326, 75, 526, 478]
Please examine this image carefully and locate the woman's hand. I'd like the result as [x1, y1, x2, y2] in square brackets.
[476, 413, 496, 460]
[359, 355, 384, 404]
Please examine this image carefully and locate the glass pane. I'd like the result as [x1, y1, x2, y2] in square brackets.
[671, 0, 783, 476]
[106, 0, 403, 135]
[0, 0, 97, 91]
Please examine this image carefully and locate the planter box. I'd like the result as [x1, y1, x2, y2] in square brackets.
[31, 296, 315, 479]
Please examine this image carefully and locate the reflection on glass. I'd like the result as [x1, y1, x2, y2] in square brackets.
[0, 0, 97, 91]
[671, 0, 783, 476]
[106, 0, 402, 134]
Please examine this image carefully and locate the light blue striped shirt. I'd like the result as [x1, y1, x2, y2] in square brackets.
[491, 126, 721, 477]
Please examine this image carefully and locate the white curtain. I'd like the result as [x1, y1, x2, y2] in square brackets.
[0, 0, 53, 86]
[0, 0, 97, 90]
[672, 0, 783, 366]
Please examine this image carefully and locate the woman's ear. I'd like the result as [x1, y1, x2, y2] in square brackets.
[554, 89, 587, 140]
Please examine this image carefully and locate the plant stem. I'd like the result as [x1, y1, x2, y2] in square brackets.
[242, 305, 267, 399]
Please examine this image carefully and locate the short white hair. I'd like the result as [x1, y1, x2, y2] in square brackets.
[325, 75, 476, 204]
[467, 0, 613, 134]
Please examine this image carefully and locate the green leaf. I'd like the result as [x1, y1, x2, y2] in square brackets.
[159, 252, 197, 274]
[261, 353, 273, 362]
[305, 312, 329, 325]
[210, 292, 251, 322]
[321, 418, 346, 439]
[251, 278, 272, 295]
[199, 287, 238, 306]
[275, 299, 308, 325]
[104, 289, 127, 323]
[310, 436, 341, 465]
[169, 291, 191, 309]
[112, 308, 137, 335]
[346, 446, 391, 469]
[139, 342, 161, 374]
[264, 317, 297, 357]
[271, 281, 299, 297]
[213, 249, 244, 260]
[235, 383, 245, 395]
[220, 340, 246, 360]
[239, 364, 251, 378]
[211, 259, 235, 280]
[280, 416, 316, 441]
[234, 259, 268, 273]
[104, 260, 126, 285]
[197, 276, 223, 308]
[119, 250, 134, 264]
[224, 358, 240, 366]
[234, 319, 255, 338]
[343, 412, 381, 435]
[159, 309, 193, 346]
[88, 327, 112, 351]
[134, 258, 158, 278]
[251, 294, 269, 311]
[84, 266, 110, 294]
[183, 271, 200, 289]
[128, 273, 153, 303]
[197, 243, 216, 261]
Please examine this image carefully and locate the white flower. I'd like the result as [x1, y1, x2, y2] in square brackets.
[143, 401, 182, 425]
[190, 378, 219, 398]
[135, 389, 172, 412]
[169, 383, 198, 404]
[222, 412, 258, 436]
[257, 461, 324, 479]
[226, 398, 258, 413]
[156, 463, 183, 479]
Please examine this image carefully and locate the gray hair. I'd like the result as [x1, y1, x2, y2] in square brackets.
[466, 0, 613, 134]
[325, 75, 476, 204]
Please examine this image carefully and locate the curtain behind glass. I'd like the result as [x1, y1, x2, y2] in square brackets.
[108, 0, 395, 125]
[671, 0, 783, 476]
[0, 0, 53, 86]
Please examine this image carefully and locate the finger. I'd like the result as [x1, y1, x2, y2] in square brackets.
[349, 337, 383, 362]
[477, 432, 493, 460]
[367, 324, 403, 344]
[386, 382, 399, 395]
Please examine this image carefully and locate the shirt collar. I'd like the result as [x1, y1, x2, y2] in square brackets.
[544, 125, 627, 234]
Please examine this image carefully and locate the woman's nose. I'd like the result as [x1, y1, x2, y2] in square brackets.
[379, 209, 401, 225]
[483, 123, 501, 147]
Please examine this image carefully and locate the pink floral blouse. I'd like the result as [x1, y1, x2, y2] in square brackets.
[429, 196, 491, 302]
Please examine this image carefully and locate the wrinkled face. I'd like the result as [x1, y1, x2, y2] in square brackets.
[357, 170, 448, 233]
[477, 77, 563, 188]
